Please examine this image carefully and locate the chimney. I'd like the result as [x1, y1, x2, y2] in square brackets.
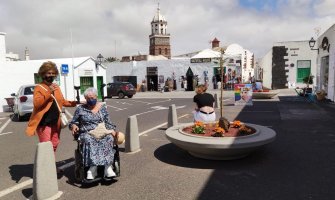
[212, 37, 220, 49]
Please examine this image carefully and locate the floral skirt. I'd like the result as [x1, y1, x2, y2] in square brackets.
[80, 133, 115, 167]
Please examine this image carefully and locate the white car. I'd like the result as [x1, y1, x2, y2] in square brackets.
[11, 84, 35, 121]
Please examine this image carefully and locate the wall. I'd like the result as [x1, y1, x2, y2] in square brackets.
[317, 24, 335, 101]
[106, 58, 224, 91]
[0, 32, 6, 62]
[259, 49, 272, 88]
[0, 57, 107, 112]
[274, 41, 317, 89]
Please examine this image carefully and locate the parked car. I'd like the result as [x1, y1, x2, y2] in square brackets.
[106, 82, 136, 99]
[11, 84, 35, 121]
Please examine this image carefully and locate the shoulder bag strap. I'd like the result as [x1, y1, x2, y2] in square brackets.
[37, 84, 62, 113]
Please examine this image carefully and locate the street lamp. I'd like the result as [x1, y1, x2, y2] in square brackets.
[96, 53, 104, 70]
[308, 37, 319, 53]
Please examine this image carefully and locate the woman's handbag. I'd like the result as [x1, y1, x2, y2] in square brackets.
[84, 111, 114, 140]
[37, 84, 68, 128]
[52, 97, 68, 128]
[88, 122, 113, 139]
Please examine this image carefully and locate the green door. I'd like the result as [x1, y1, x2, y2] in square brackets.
[96, 76, 103, 99]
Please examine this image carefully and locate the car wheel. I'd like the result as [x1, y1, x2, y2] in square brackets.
[118, 92, 125, 99]
[127, 95, 133, 98]
[16, 113, 21, 121]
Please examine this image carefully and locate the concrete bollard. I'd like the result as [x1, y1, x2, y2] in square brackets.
[125, 115, 140, 153]
[168, 104, 178, 128]
[32, 141, 62, 200]
[214, 93, 219, 108]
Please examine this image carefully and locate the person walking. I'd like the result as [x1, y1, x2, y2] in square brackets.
[26, 61, 77, 169]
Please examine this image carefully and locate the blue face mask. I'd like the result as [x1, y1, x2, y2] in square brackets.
[86, 99, 97, 106]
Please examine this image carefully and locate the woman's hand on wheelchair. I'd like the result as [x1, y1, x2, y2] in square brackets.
[71, 124, 79, 135]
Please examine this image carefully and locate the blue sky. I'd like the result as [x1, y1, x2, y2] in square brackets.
[239, 0, 278, 11]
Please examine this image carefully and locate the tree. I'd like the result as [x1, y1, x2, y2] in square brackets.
[105, 57, 119, 62]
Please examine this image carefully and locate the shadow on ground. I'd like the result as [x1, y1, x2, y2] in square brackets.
[157, 96, 335, 199]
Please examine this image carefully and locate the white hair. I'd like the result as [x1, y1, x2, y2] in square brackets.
[83, 87, 98, 97]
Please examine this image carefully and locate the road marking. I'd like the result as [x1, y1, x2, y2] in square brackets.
[139, 114, 189, 136]
[0, 117, 6, 120]
[146, 99, 171, 105]
[0, 179, 33, 198]
[106, 105, 126, 111]
[0, 113, 190, 197]
[0, 118, 11, 134]
[128, 99, 152, 104]
[0, 132, 13, 136]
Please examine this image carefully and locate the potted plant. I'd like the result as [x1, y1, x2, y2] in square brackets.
[302, 75, 314, 94]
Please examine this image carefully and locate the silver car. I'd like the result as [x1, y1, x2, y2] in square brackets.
[11, 84, 35, 121]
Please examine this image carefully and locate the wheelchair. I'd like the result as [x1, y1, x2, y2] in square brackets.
[74, 135, 120, 184]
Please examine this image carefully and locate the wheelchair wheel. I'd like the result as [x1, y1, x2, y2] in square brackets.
[113, 145, 120, 177]
[74, 149, 85, 182]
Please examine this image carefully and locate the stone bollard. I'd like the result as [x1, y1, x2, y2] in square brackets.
[168, 104, 178, 128]
[32, 141, 62, 200]
[214, 93, 219, 108]
[125, 115, 140, 153]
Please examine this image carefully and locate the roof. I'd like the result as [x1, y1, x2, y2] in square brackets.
[191, 49, 221, 59]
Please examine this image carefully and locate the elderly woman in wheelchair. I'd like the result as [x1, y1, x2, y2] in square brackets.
[69, 87, 119, 180]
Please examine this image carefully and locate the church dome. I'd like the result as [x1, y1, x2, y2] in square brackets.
[225, 43, 244, 55]
[152, 7, 166, 22]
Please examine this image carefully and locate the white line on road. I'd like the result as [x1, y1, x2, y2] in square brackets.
[0, 111, 189, 198]
[0, 132, 13, 136]
[0, 118, 11, 135]
[106, 105, 126, 111]
[146, 99, 172, 105]
[139, 114, 189, 136]
[0, 179, 33, 198]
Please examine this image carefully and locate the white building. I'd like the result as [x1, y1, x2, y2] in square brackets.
[106, 43, 253, 92]
[315, 24, 335, 101]
[260, 40, 317, 89]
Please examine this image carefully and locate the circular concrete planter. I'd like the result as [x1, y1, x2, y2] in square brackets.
[165, 123, 276, 160]
[252, 91, 278, 99]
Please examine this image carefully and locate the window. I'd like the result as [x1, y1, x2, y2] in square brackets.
[159, 48, 162, 54]
[296, 60, 311, 83]
[165, 48, 168, 54]
[161, 28, 163, 34]
[80, 77, 93, 94]
[34, 73, 43, 84]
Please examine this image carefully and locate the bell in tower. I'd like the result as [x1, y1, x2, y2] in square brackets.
[149, 4, 171, 59]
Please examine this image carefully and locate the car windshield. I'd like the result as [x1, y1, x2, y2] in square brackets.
[24, 86, 35, 95]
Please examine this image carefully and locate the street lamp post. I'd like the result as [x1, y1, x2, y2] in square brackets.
[96, 54, 106, 101]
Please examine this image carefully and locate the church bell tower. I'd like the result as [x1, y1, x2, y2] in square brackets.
[149, 4, 171, 59]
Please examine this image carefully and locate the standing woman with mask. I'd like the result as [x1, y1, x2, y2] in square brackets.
[26, 61, 77, 156]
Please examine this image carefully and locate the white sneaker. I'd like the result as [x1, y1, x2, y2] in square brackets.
[86, 166, 97, 180]
[104, 165, 116, 178]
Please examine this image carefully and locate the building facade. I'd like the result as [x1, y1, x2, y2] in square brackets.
[315, 24, 335, 102]
[260, 41, 317, 89]
[149, 5, 171, 59]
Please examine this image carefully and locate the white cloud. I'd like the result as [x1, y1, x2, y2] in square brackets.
[0, 0, 334, 60]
